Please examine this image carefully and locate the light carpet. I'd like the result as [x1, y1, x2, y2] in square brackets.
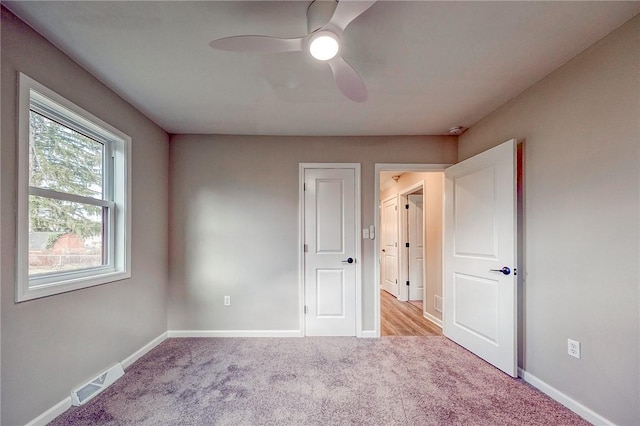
[49, 337, 590, 425]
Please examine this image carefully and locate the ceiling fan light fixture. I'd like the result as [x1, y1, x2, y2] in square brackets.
[309, 31, 339, 61]
[209, 0, 375, 101]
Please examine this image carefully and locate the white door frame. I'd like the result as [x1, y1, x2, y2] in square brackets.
[374, 163, 449, 337]
[299, 163, 362, 337]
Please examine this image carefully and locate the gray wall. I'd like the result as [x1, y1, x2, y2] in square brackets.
[1, 8, 170, 425]
[168, 135, 456, 332]
[459, 15, 639, 425]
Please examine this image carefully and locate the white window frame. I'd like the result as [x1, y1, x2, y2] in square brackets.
[16, 73, 131, 302]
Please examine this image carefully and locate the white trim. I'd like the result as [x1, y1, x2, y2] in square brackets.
[25, 397, 73, 426]
[353, 165, 362, 337]
[423, 311, 443, 328]
[18, 270, 131, 302]
[168, 330, 304, 338]
[16, 73, 132, 302]
[374, 164, 450, 337]
[299, 163, 362, 337]
[121, 332, 168, 370]
[519, 368, 614, 425]
[298, 164, 306, 337]
[360, 330, 378, 338]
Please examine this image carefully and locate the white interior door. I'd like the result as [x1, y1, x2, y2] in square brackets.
[444, 139, 517, 377]
[304, 167, 357, 336]
[408, 194, 424, 301]
[380, 196, 399, 296]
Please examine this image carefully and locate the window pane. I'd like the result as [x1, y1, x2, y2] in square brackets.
[29, 110, 104, 199]
[28, 195, 105, 276]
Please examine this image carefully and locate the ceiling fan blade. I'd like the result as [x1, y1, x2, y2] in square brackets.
[327, 56, 368, 102]
[329, 0, 376, 32]
[209, 35, 304, 53]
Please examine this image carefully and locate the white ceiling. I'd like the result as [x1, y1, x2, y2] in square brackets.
[5, 1, 639, 136]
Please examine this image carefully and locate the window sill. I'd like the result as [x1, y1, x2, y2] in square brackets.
[16, 269, 131, 302]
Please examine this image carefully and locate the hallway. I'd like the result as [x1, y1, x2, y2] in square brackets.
[380, 290, 442, 336]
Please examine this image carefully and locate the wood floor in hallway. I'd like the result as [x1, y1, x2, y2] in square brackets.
[381, 289, 442, 336]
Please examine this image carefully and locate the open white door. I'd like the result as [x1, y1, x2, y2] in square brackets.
[407, 194, 424, 301]
[444, 139, 517, 377]
[304, 166, 358, 336]
[380, 196, 399, 296]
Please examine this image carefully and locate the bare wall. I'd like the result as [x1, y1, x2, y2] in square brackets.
[168, 135, 456, 332]
[1, 8, 170, 425]
[459, 15, 639, 425]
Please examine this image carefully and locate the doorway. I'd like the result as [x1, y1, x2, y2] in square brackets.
[375, 140, 519, 377]
[376, 165, 446, 336]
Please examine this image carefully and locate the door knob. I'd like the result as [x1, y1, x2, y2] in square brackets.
[489, 267, 511, 275]
[342, 257, 355, 264]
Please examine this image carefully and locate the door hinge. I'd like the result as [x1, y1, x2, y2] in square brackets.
[304, 244, 308, 252]
[395, 242, 398, 247]
[395, 279, 397, 284]
[395, 205, 397, 211]
[405, 204, 409, 209]
[405, 242, 410, 248]
[406, 281, 410, 286]
[304, 305, 308, 314]
[303, 183, 306, 191]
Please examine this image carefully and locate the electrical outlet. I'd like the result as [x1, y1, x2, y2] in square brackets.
[567, 338, 581, 359]
[224, 296, 231, 306]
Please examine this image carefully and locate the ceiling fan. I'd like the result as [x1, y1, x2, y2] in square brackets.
[209, 0, 376, 102]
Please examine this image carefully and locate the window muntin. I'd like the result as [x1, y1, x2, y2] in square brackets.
[17, 73, 131, 302]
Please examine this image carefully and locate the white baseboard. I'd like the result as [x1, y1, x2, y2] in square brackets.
[423, 311, 443, 328]
[168, 329, 303, 338]
[519, 368, 614, 425]
[169, 330, 377, 338]
[121, 331, 168, 369]
[26, 331, 169, 426]
[25, 397, 72, 426]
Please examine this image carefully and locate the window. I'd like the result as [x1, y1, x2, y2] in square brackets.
[16, 73, 131, 302]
